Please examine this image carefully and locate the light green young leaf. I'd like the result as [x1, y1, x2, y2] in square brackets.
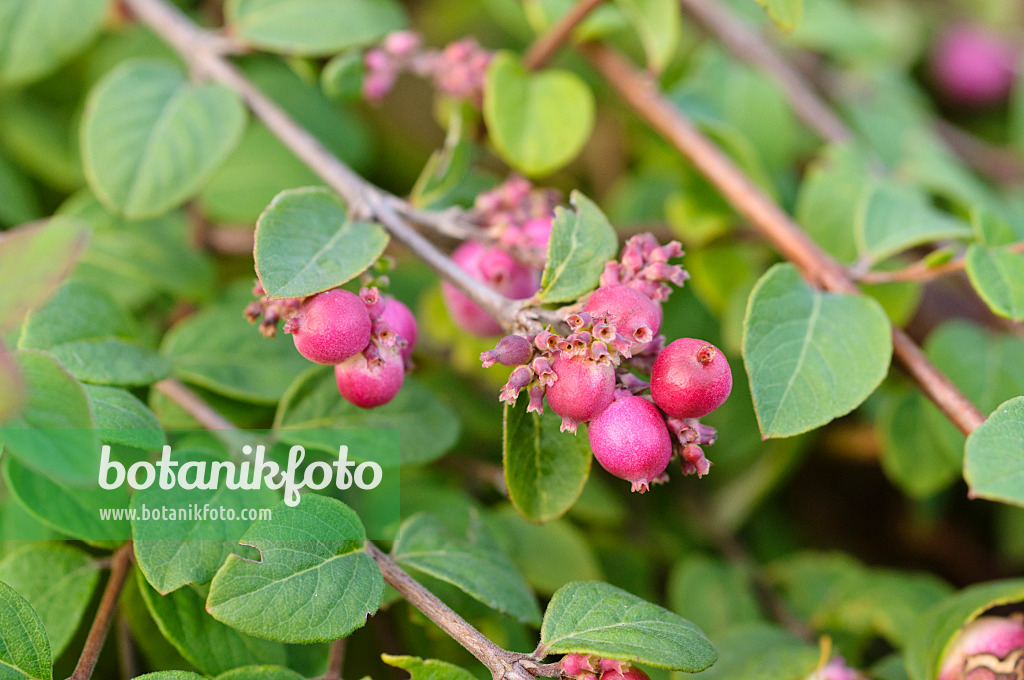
[0, 581, 51, 680]
[82, 59, 246, 219]
[0, 544, 101, 658]
[227, 0, 406, 56]
[742, 264, 892, 438]
[906, 579, 1024, 680]
[539, 581, 717, 671]
[614, 0, 680, 73]
[392, 514, 541, 625]
[382, 654, 478, 680]
[753, 0, 803, 30]
[0, 350, 97, 486]
[538, 192, 618, 304]
[502, 397, 592, 523]
[0, 218, 90, 333]
[0, 0, 107, 87]
[965, 245, 1024, 322]
[254, 187, 389, 299]
[275, 367, 459, 466]
[794, 144, 871, 264]
[137, 572, 289, 675]
[484, 51, 595, 177]
[855, 183, 972, 265]
[207, 495, 384, 643]
[964, 397, 1024, 508]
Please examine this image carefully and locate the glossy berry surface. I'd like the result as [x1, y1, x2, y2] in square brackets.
[441, 241, 538, 336]
[545, 355, 615, 430]
[378, 296, 418, 361]
[286, 289, 371, 365]
[584, 284, 662, 352]
[938, 615, 1024, 680]
[588, 396, 672, 493]
[650, 338, 732, 419]
[335, 350, 405, 408]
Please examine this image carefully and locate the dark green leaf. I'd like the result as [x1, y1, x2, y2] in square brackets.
[84, 384, 166, 451]
[0, 581, 51, 680]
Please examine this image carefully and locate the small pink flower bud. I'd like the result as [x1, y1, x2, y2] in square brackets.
[383, 30, 421, 57]
[531, 357, 556, 386]
[680, 443, 711, 478]
[535, 329, 561, 352]
[561, 655, 597, 677]
[527, 384, 546, 414]
[499, 365, 534, 406]
[481, 334, 533, 368]
[566, 311, 592, 332]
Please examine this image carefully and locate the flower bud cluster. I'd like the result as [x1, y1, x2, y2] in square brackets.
[600, 233, 690, 302]
[561, 655, 651, 680]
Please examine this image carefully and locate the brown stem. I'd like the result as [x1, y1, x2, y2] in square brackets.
[584, 44, 986, 435]
[123, 0, 521, 331]
[68, 544, 133, 680]
[322, 638, 347, 680]
[154, 378, 237, 430]
[677, 0, 852, 145]
[116, 616, 138, 680]
[523, 0, 607, 71]
[854, 241, 1024, 284]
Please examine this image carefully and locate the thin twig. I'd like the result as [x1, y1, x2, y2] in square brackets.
[933, 120, 1024, 186]
[677, 0, 851, 145]
[584, 44, 987, 436]
[68, 544, 133, 680]
[124, 0, 522, 331]
[523, 0, 607, 71]
[322, 638, 347, 680]
[854, 241, 1024, 284]
[154, 378, 237, 430]
[116, 616, 138, 680]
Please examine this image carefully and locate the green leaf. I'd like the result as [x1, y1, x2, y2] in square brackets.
[392, 514, 541, 625]
[198, 123, 324, 224]
[19, 281, 133, 349]
[161, 286, 310, 404]
[970, 206, 1023, 248]
[254, 187, 389, 299]
[0, 342, 24, 423]
[410, 107, 475, 209]
[0, 218, 90, 333]
[2, 457, 129, 546]
[484, 51, 595, 177]
[965, 245, 1024, 322]
[0, 151, 42, 227]
[275, 367, 459, 466]
[0, 92, 83, 191]
[137, 572, 289, 675]
[502, 397, 592, 523]
[382, 655, 478, 680]
[537, 191, 618, 304]
[132, 450, 274, 594]
[84, 384, 167, 451]
[0, 350, 98, 486]
[82, 59, 247, 219]
[753, 0, 803, 30]
[133, 672, 209, 680]
[0, 0, 107, 87]
[215, 667, 306, 680]
[794, 144, 870, 264]
[964, 396, 1024, 508]
[878, 389, 960, 499]
[742, 264, 892, 438]
[855, 183, 972, 265]
[614, 0, 680, 73]
[691, 623, 817, 680]
[667, 555, 764, 640]
[539, 581, 717, 671]
[321, 51, 365, 103]
[0, 581, 51, 680]
[906, 579, 1024, 680]
[207, 495, 384, 643]
[227, 0, 406, 56]
[0, 544, 101, 658]
[49, 339, 171, 387]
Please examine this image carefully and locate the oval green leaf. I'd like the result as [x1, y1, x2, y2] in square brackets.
[254, 187, 389, 299]
[0, 0, 107, 87]
[537, 191, 618, 304]
[539, 581, 717, 671]
[206, 495, 384, 643]
[382, 655, 478, 680]
[965, 245, 1024, 322]
[742, 264, 892, 438]
[0, 581, 51, 680]
[483, 51, 595, 177]
[964, 396, 1024, 508]
[82, 59, 247, 219]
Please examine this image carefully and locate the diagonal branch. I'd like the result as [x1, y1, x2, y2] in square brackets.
[123, 0, 522, 331]
[524, 0, 607, 71]
[68, 543, 133, 680]
[583, 44, 987, 436]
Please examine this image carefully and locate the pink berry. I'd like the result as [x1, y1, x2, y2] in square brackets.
[938, 615, 1024, 680]
[522, 217, 553, 250]
[584, 285, 662, 353]
[561, 655, 597, 676]
[602, 667, 651, 680]
[931, 26, 1018, 106]
[378, 296, 418, 361]
[335, 349, 405, 409]
[650, 338, 732, 419]
[285, 289, 371, 365]
[441, 241, 538, 337]
[545, 355, 615, 432]
[588, 396, 672, 493]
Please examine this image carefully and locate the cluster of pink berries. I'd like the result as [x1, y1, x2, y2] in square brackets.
[478, 233, 732, 493]
[442, 177, 559, 336]
[561, 655, 650, 680]
[246, 285, 418, 409]
[363, 30, 493, 105]
[938, 614, 1024, 680]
